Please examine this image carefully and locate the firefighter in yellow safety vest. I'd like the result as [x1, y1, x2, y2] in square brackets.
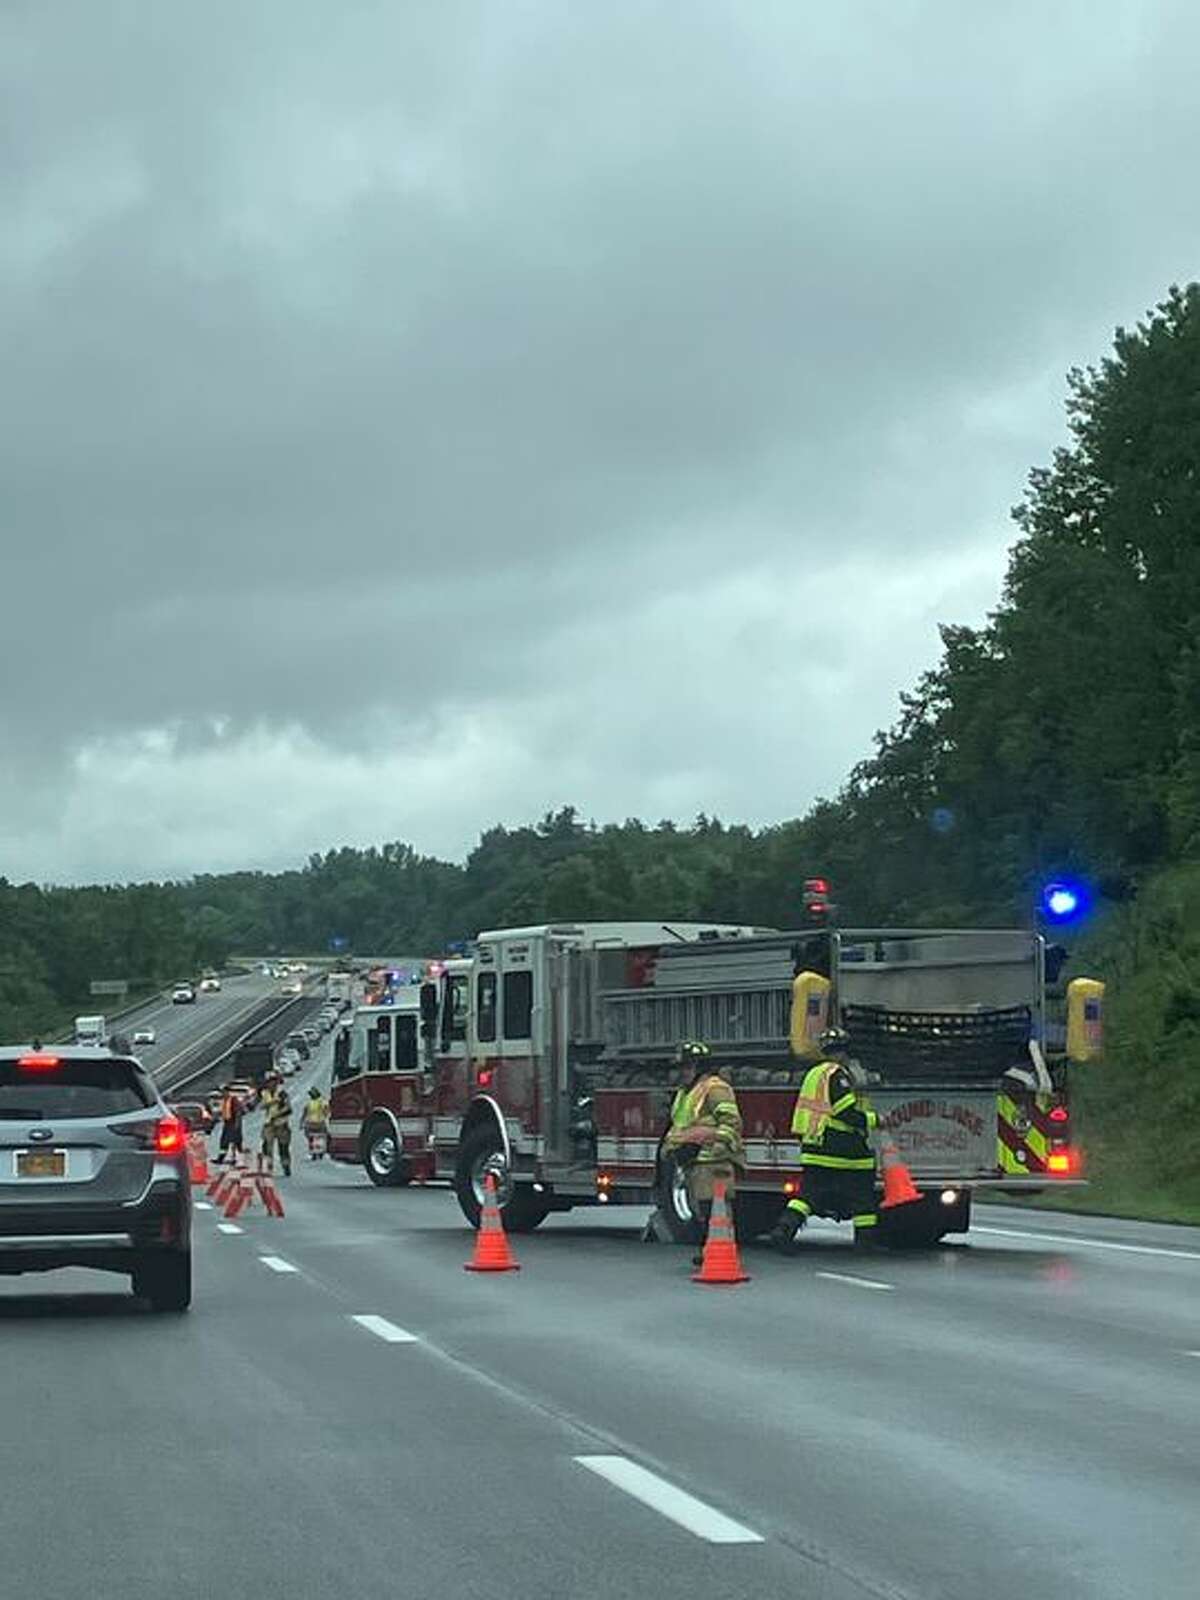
[770, 1028, 879, 1252]
[661, 1040, 745, 1262]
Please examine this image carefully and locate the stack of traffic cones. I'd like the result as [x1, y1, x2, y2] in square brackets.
[224, 1155, 258, 1220]
[255, 1153, 286, 1219]
[878, 1139, 922, 1209]
[464, 1173, 520, 1273]
[209, 1152, 240, 1208]
[692, 1181, 749, 1285]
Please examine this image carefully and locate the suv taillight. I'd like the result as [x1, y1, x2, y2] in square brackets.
[154, 1117, 187, 1155]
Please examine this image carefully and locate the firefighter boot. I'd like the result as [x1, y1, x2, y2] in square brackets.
[770, 1206, 807, 1255]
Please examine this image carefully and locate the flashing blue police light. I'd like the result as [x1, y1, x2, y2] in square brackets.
[1041, 881, 1086, 924]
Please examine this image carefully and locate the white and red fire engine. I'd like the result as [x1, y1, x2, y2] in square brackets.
[328, 920, 1100, 1247]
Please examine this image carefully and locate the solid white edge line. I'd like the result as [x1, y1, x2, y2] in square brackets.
[973, 1225, 1200, 1263]
[815, 1270, 894, 1292]
[350, 1314, 418, 1344]
[259, 1255, 298, 1274]
[574, 1455, 763, 1544]
[216, 1222, 243, 1235]
[195, 1201, 213, 1211]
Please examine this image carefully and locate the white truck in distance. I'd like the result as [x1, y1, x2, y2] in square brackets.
[73, 1015, 108, 1047]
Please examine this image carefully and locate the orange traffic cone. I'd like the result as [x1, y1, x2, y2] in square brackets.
[256, 1153, 285, 1219]
[691, 1181, 749, 1285]
[188, 1135, 209, 1186]
[464, 1173, 520, 1273]
[878, 1140, 922, 1209]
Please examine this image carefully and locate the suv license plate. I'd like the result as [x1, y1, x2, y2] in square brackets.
[16, 1150, 66, 1178]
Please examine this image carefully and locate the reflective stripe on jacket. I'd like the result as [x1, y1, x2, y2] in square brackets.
[264, 1095, 292, 1135]
[791, 1063, 878, 1171]
[670, 1072, 745, 1168]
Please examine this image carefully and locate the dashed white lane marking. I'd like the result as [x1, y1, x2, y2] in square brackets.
[350, 1314, 418, 1344]
[816, 1270, 894, 1292]
[574, 1455, 763, 1544]
[195, 1201, 213, 1211]
[260, 1255, 297, 1274]
[217, 1222, 243, 1236]
[1185, 1351, 1200, 1359]
[973, 1225, 1200, 1263]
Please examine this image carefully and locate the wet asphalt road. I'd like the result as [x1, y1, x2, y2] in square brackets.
[1, 1040, 1197, 1600]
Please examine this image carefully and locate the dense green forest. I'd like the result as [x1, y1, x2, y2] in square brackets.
[3, 285, 1197, 1216]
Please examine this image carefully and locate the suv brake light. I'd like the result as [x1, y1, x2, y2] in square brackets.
[17, 1053, 62, 1072]
[154, 1117, 187, 1155]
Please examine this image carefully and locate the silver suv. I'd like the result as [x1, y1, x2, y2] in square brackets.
[0, 1046, 192, 1311]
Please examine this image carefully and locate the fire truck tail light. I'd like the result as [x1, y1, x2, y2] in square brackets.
[477, 1068, 493, 1088]
[1048, 1105, 1069, 1124]
[783, 1180, 798, 1195]
[1047, 1149, 1076, 1175]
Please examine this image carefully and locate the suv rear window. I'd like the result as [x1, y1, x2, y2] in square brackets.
[0, 1058, 155, 1119]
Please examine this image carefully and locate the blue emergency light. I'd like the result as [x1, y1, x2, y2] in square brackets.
[1040, 880, 1088, 924]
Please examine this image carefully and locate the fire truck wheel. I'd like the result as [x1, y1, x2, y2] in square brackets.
[653, 1156, 705, 1246]
[455, 1126, 549, 1231]
[362, 1118, 411, 1188]
[733, 1194, 787, 1242]
[873, 1196, 958, 1249]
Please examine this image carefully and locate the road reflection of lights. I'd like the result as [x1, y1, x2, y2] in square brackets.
[1040, 1260, 1076, 1285]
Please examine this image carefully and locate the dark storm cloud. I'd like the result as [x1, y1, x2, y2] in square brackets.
[3, 2, 1199, 879]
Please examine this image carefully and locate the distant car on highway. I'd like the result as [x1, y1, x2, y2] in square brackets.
[171, 983, 196, 1005]
[167, 1098, 213, 1134]
[0, 1045, 192, 1311]
[132, 1026, 156, 1046]
[206, 1090, 224, 1115]
[300, 1026, 320, 1049]
[282, 1032, 311, 1061]
[276, 1049, 300, 1077]
[281, 979, 303, 996]
[199, 975, 221, 993]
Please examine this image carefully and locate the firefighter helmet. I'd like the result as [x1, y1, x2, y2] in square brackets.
[819, 1026, 851, 1058]
[676, 1040, 712, 1068]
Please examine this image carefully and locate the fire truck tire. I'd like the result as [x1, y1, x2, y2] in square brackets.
[454, 1126, 549, 1232]
[734, 1194, 787, 1242]
[503, 1189, 551, 1232]
[873, 1195, 965, 1249]
[362, 1118, 411, 1188]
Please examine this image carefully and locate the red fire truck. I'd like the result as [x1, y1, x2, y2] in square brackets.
[329, 921, 1100, 1246]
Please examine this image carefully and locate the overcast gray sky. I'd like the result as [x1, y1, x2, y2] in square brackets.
[3, 2, 1197, 884]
